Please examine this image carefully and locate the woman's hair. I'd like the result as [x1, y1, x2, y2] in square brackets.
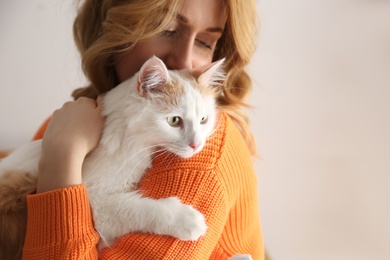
[73, 0, 258, 155]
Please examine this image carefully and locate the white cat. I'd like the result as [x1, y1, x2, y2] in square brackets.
[0, 56, 225, 258]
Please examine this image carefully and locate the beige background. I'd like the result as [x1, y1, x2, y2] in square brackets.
[1, 1, 389, 259]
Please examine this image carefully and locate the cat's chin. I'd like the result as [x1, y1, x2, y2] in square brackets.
[177, 148, 203, 159]
[172, 151, 192, 159]
[168, 149, 198, 159]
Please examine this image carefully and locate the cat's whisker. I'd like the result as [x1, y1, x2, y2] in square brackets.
[158, 150, 175, 167]
[149, 149, 172, 169]
[209, 121, 222, 137]
[132, 149, 171, 183]
[111, 144, 164, 177]
[164, 152, 178, 170]
[121, 144, 172, 177]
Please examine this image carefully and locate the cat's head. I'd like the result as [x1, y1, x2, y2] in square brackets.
[136, 56, 225, 158]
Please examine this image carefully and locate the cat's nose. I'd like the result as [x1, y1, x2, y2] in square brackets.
[189, 142, 201, 151]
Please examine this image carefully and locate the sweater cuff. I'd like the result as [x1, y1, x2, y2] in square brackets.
[24, 184, 98, 249]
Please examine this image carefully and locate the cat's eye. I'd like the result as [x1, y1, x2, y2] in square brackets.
[200, 115, 208, 124]
[167, 116, 182, 127]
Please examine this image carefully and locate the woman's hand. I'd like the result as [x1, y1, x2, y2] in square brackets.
[37, 96, 105, 193]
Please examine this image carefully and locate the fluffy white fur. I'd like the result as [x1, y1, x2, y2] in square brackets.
[0, 56, 225, 249]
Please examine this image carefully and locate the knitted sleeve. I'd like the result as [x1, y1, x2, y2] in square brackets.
[23, 185, 100, 259]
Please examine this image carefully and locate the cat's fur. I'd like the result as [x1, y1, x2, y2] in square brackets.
[0, 56, 225, 259]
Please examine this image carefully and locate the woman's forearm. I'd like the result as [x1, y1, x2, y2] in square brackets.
[36, 149, 83, 193]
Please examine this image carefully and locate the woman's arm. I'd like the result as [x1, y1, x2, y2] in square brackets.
[23, 97, 104, 259]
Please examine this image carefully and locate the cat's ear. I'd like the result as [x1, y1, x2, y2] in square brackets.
[193, 58, 225, 88]
[137, 56, 169, 95]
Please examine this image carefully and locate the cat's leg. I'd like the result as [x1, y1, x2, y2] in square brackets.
[90, 191, 207, 248]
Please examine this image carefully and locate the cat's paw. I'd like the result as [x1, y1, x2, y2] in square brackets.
[159, 197, 207, 241]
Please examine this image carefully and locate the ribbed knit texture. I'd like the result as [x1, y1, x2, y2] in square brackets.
[24, 185, 99, 259]
[23, 113, 264, 259]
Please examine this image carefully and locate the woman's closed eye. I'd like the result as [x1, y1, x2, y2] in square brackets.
[162, 29, 177, 37]
[196, 39, 212, 49]
[162, 29, 213, 50]
[195, 33, 217, 51]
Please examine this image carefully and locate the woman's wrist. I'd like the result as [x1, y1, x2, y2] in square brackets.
[36, 148, 84, 193]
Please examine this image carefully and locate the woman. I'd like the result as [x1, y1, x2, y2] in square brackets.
[24, 0, 264, 259]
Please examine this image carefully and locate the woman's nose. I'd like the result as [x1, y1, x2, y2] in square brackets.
[165, 38, 194, 70]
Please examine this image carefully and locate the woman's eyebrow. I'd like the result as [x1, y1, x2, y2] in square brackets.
[176, 13, 224, 34]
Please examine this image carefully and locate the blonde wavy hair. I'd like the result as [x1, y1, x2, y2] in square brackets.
[73, 0, 258, 155]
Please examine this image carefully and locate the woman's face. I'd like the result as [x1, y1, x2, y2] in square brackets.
[115, 0, 228, 83]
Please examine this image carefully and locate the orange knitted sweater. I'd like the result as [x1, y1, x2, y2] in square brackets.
[23, 113, 264, 259]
